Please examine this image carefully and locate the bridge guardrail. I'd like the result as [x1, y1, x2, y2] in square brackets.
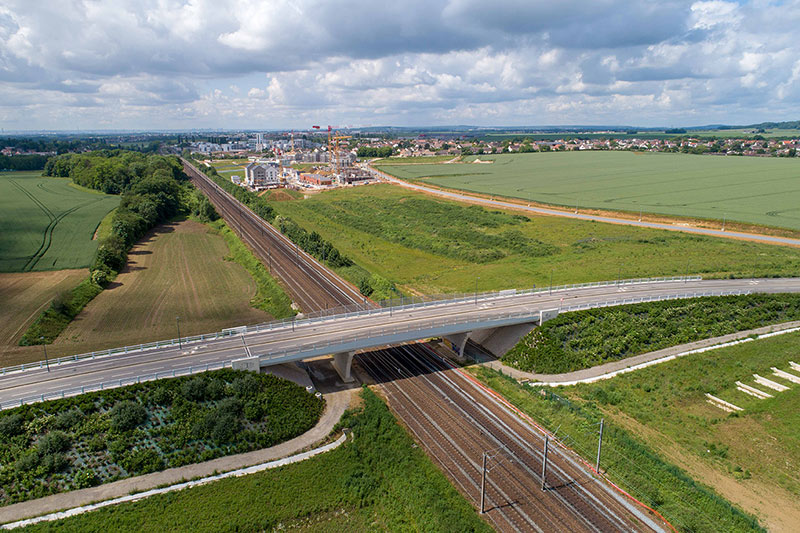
[0, 287, 751, 409]
[0, 275, 701, 377]
[0, 361, 231, 411]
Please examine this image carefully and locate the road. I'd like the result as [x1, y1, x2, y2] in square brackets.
[3, 277, 800, 408]
[368, 164, 800, 248]
[182, 158, 366, 312]
[358, 343, 666, 532]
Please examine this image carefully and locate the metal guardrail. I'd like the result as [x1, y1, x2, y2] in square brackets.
[0, 361, 231, 411]
[0, 276, 701, 376]
[0, 287, 749, 410]
[252, 287, 750, 366]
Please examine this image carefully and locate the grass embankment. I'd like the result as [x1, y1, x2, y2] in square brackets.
[210, 219, 295, 318]
[376, 151, 800, 232]
[0, 171, 119, 272]
[19, 387, 491, 532]
[265, 184, 800, 296]
[470, 367, 765, 533]
[503, 293, 800, 373]
[0, 369, 324, 507]
[19, 279, 103, 345]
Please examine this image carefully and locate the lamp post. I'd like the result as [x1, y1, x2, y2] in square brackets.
[39, 336, 50, 372]
[475, 277, 480, 306]
[176, 316, 182, 349]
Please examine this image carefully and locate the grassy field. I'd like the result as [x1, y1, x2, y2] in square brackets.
[376, 151, 800, 231]
[0, 369, 323, 507]
[557, 331, 800, 531]
[0, 171, 120, 272]
[20, 387, 491, 533]
[0, 219, 275, 368]
[0, 271, 89, 354]
[265, 183, 800, 297]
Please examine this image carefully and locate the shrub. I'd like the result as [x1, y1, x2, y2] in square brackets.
[0, 413, 25, 439]
[122, 448, 163, 475]
[51, 409, 84, 431]
[230, 374, 260, 398]
[180, 377, 207, 402]
[74, 469, 100, 489]
[38, 430, 71, 455]
[110, 401, 148, 432]
[40, 452, 69, 473]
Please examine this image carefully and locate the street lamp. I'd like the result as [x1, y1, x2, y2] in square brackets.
[39, 336, 50, 372]
[475, 277, 480, 306]
[176, 316, 182, 349]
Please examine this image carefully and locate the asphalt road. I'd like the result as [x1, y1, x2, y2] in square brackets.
[3, 277, 800, 407]
[368, 165, 800, 248]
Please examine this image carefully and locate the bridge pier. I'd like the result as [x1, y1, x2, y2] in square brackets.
[332, 351, 355, 383]
[444, 309, 559, 359]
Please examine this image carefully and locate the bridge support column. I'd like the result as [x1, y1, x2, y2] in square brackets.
[332, 351, 355, 383]
[443, 332, 471, 362]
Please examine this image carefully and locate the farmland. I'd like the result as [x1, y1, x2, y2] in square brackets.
[18, 387, 490, 533]
[556, 330, 800, 531]
[265, 184, 800, 296]
[0, 369, 324, 506]
[376, 151, 800, 232]
[0, 171, 119, 272]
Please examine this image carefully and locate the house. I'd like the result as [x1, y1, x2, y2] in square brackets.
[244, 162, 280, 189]
[300, 173, 332, 186]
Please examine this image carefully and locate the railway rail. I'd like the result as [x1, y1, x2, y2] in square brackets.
[357, 344, 666, 532]
[181, 158, 367, 312]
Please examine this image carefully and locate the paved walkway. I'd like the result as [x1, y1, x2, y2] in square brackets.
[0, 387, 355, 525]
[483, 321, 800, 385]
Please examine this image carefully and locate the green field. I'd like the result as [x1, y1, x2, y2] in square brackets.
[376, 151, 800, 231]
[561, 331, 800, 531]
[0, 171, 119, 272]
[20, 388, 490, 533]
[265, 184, 800, 296]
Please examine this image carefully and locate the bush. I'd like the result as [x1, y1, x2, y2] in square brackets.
[110, 401, 148, 432]
[122, 448, 163, 475]
[38, 431, 71, 455]
[0, 413, 25, 439]
[180, 377, 208, 402]
[40, 452, 69, 473]
[51, 409, 84, 431]
[74, 469, 100, 489]
[230, 374, 261, 398]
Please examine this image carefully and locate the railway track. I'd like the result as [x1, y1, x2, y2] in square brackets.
[181, 158, 367, 313]
[357, 344, 665, 532]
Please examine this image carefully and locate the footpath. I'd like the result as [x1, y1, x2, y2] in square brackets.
[0, 387, 355, 526]
[483, 320, 800, 385]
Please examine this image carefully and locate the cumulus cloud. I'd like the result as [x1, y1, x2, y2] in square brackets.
[0, 0, 797, 129]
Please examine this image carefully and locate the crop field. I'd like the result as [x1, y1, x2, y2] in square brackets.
[19, 387, 490, 533]
[0, 172, 120, 272]
[49, 219, 273, 358]
[376, 151, 800, 231]
[558, 331, 800, 531]
[0, 270, 88, 354]
[265, 184, 800, 296]
[0, 369, 323, 507]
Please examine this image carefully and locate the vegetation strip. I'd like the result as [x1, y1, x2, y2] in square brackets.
[469, 367, 764, 532]
[0, 369, 324, 507]
[13, 387, 491, 532]
[503, 293, 800, 374]
[2, 434, 349, 530]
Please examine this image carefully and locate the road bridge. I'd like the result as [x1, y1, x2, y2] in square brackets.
[3, 277, 800, 409]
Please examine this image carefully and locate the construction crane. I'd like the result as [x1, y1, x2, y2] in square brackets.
[326, 125, 351, 181]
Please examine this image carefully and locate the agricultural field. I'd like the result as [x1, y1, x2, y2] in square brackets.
[558, 331, 800, 531]
[376, 151, 800, 232]
[0, 219, 275, 368]
[0, 270, 88, 356]
[18, 387, 490, 533]
[503, 293, 800, 373]
[0, 171, 119, 272]
[0, 369, 324, 507]
[265, 183, 800, 297]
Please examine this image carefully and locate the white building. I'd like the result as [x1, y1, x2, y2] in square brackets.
[244, 162, 280, 189]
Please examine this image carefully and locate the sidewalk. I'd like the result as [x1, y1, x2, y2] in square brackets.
[483, 320, 800, 385]
[0, 387, 355, 525]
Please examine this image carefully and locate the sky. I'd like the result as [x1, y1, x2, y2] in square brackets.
[1, 0, 799, 131]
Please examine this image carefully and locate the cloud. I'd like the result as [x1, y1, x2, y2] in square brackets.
[0, 0, 798, 129]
